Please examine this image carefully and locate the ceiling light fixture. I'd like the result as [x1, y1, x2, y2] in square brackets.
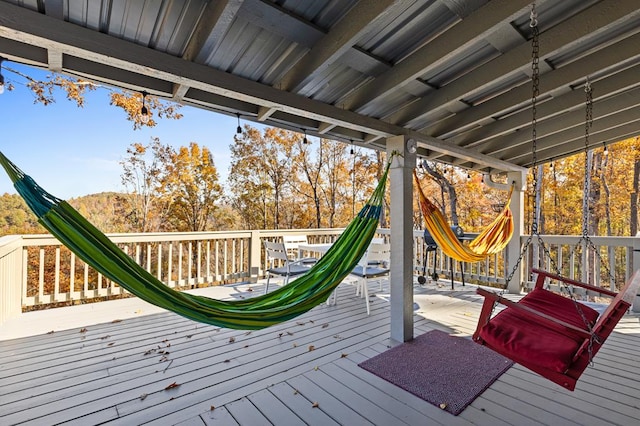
[236, 113, 242, 134]
[0, 57, 6, 95]
[302, 129, 308, 144]
[140, 91, 150, 124]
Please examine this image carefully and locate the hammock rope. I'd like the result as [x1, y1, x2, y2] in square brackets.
[0, 151, 390, 330]
[414, 170, 514, 263]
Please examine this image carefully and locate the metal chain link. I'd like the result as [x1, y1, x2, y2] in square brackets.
[503, 3, 540, 291]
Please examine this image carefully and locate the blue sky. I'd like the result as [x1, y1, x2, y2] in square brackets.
[0, 63, 249, 199]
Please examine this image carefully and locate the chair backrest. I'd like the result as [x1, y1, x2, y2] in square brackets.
[358, 242, 391, 268]
[264, 241, 290, 265]
[282, 235, 308, 259]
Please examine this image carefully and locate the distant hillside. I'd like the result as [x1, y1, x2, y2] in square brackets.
[0, 191, 127, 236]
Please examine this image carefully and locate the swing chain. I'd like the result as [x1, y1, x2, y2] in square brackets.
[503, 4, 540, 290]
[582, 78, 593, 239]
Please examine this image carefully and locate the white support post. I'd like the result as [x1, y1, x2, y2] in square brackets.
[632, 236, 640, 312]
[506, 170, 526, 293]
[387, 135, 416, 343]
[250, 230, 262, 283]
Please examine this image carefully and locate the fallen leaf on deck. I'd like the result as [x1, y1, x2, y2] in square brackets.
[107, 342, 114, 347]
[223, 359, 230, 363]
[439, 403, 447, 410]
[47, 330, 54, 334]
[164, 382, 180, 390]
[293, 343, 297, 347]
[210, 405, 215, 411]
[244, 331, 251, 336]
[314, 366, 318, 371]
[293, 389, 298, 395]
[341, 353, 348, 358]
[79, 328, 87, 333]
[312, 402, 319, 408]
[308, 345, 315, 351]
[247, 287, 253, 292]
[228, 337, 235, 343]
[296, 322, 305, 326]
[140, 393, 148, 401]
[101, 335, 110, 340]
[286, 331, 294, 336]
[112, 319, 122, 323]
[321, 323, 329, 328]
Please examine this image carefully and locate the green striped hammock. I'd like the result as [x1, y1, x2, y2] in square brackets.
[0, 151, 389, 330]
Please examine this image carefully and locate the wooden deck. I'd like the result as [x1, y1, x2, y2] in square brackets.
[1, 279, 639, 426]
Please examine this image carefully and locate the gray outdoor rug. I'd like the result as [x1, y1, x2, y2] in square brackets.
[358, 329, 513, 415]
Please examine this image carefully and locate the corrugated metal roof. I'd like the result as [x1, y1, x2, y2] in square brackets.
[1, 0, 639, 174]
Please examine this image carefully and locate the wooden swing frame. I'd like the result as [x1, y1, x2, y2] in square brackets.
[473, 268, 640, 391]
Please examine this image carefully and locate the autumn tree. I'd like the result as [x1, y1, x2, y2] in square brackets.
[229, 126, 295, 230]
[119, 138, 173, 233]
[161, 143, 223, 232]
[291, 138, 324, 228]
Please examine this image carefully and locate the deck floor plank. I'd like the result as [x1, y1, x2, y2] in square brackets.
[1, 279, 639, 425]
[223, 397, 272, 426]
[199, 406, 239, 426]
[267, 381, 340, 426]
[247, 388, 306, 426]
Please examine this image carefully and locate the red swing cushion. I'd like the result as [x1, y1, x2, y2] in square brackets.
[478, 289, 600, 373]
[519, 289, 600, 329]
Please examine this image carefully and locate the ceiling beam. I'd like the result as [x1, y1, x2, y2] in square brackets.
[257, 106, 276, 121]
[425, 30, 640, 139]
[276, 0, 402, 93]
[509, 119, 640, 167]
[172, 83, 190, 102]
[188, 0, 244, 63]
[0, 1, 524, 173]
[388, 0, 640, 127]
[318, 122, 337, 134]
[493, 100, 640, 164]
[449, 62, 640, 150]
[47, 49, 63, 72]
[338, 0, 534, 112]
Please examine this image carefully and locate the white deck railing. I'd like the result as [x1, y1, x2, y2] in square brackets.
[1, 229, 638, 325]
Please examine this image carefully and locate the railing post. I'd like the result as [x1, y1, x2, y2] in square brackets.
[506, 170, 526, 293]
[632, 236, 640, 312]
[249, 230, 262, 283]
[0, 236, 25, 326]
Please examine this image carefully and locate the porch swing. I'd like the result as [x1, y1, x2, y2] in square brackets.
[472, 4, 640, 391]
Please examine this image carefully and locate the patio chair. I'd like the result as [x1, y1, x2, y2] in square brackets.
[263, 241, 311, 294]
[282, 234, 317, 265]
[330, 242, 390, 315]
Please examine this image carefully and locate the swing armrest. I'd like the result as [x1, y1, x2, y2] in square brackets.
[532, 268, 618, 297]
[475, 288, 592, 339]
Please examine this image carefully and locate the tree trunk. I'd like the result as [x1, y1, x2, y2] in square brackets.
[422, 162, 459, 225]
